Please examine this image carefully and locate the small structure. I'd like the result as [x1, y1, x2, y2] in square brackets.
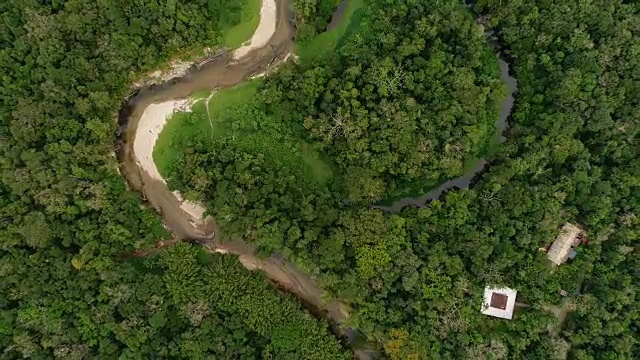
[547, 223, 584, 266]
[481, 287, 517, 319]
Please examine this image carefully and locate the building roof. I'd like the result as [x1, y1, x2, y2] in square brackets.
[547, 223, 582, 265]
[482, 287, 517, 319]
[490, 292, 509, 310]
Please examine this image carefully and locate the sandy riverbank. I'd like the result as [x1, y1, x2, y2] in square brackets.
[234, 0, 277, 60]
[130, 0, 280, 223]
[133, 99, 191, 183]
[133, 98, 209, 221]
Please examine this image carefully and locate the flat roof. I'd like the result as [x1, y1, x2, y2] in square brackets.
[482, 287, 517, 319]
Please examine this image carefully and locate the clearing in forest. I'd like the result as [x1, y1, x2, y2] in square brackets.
[153, 80, 333, 187]
[153, 80, 261, 178]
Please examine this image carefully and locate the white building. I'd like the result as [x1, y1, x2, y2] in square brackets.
[481, 287, 517, 319]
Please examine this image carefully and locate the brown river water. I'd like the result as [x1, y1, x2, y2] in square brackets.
[116, 1, 516, 357]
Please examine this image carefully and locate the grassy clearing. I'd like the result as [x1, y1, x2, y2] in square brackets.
[153, 80, 333, 187]
[153, 81, 261, 178]
[297, 0, 365, 62]
[229, 98, 335, 187]
[221, 0, 262, 48]
[207, 80, 262, 134]
[153, 103, 207, 178]
[237, 131, 333, 187]
[301, 142, 333, 185]
[156, 0, 370, 187]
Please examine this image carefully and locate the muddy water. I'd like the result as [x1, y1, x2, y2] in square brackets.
[375, 53, 518, 212]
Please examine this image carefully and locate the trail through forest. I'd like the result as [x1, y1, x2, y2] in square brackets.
[117, 1, 517, 357]
[205, 91, 217, 138]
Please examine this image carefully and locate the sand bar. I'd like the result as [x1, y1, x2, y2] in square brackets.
[234, 0, 277, 60]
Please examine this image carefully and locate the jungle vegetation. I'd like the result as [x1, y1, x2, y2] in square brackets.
[0, 0, 346, 358]
[165, 0, 639, 358]
[0, 0, 638, 359]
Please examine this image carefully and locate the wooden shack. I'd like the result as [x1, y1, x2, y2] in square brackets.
[547, 223, 584, 266]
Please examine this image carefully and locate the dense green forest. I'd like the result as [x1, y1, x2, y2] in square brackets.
[165, 0, 505, 242]
[0, 0, 346, 358]
[166, 0, 639, 358]
[1, 0, 638, 359]
[293, 0, 343, 41]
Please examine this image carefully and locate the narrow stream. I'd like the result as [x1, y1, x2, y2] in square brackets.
[116, 1, 517, 358]
[375, 53, 517, 212]
[327, 0, 349, 31]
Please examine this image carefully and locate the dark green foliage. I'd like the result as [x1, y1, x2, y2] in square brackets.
[1, 247, 272, 358]
[168, 0, 639, 358]
[293, 0, 343, 41]
[187, 246, 348, 359]
[0, 0, 346, 357]
[1, 0, 638, 358]
[157, 244, 347, 359]
[270, 0, 505, 201]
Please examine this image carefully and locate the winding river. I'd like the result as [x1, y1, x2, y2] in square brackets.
[116, 1, 516, 357]
[118, 0, 358, 352]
